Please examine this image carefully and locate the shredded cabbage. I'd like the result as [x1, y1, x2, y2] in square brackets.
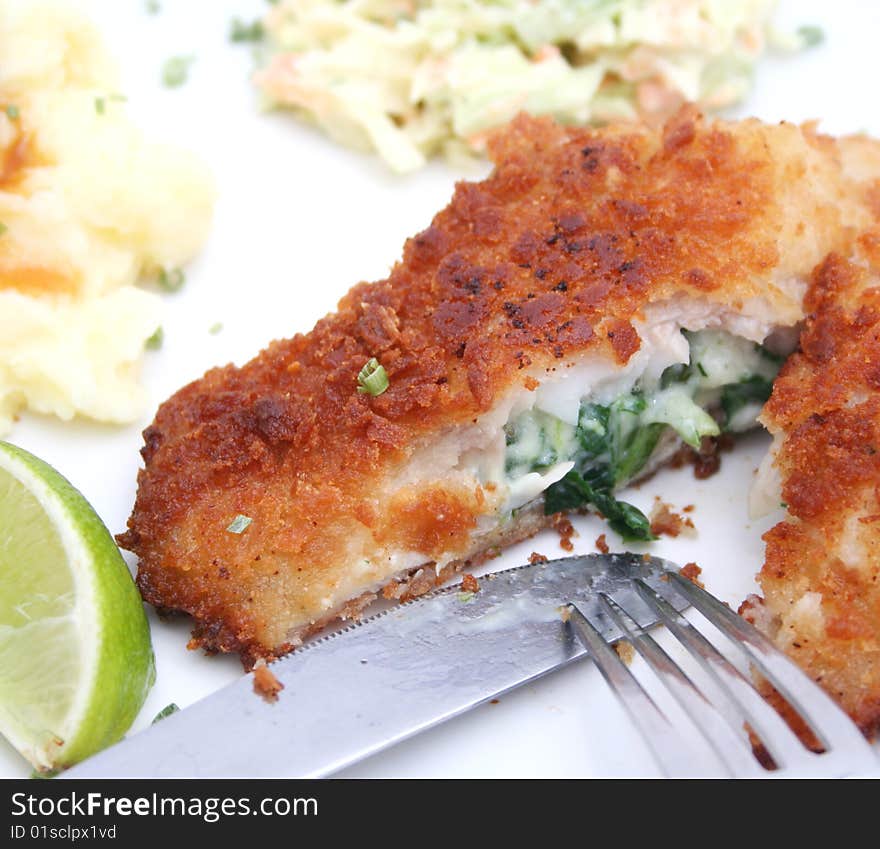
[256, 0, 789, 172]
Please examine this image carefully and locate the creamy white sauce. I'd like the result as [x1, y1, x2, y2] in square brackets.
[504, 461, 575, 511]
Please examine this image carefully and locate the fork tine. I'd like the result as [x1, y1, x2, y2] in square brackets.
[633, 579, 813, 770]
[597, 593, 764, 777]
[565, 603, 723, 777]
[666, 573, 876, 768]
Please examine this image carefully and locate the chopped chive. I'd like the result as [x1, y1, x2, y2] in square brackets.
[5, 104, 19, 120]
[227, 514, 252, 534]
[95, 94, 126, 115]
[161, 55, 195, 88]
[357, 357, 389, 396]
[208, 322, 224, 335]
[457, 591, 475, 603]
[145, 327, 164, 350]
[797, 25, 824, 47]
[230, 17, 265, 43]
[157, 267, 185, 292]
[151, 703, 179, 723]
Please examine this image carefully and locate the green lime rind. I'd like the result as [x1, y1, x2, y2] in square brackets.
[0, 441, 155, 772]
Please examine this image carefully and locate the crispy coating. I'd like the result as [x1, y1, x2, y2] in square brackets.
[120, 108, 880, 665]
[743, 242, 880, 736]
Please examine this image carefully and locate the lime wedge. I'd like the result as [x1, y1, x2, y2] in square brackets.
[0, 441, 155, 772]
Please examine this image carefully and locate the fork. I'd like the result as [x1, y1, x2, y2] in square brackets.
[565, 572, 879, 778]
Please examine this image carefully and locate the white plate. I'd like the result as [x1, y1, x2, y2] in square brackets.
[2, 0, 878, 778]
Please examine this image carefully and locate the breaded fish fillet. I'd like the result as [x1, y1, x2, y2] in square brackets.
[743, 239, 880, 736]
[119, 108, 880, 666]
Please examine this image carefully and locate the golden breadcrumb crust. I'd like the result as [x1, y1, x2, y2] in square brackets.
[119, 108, 880, 665]
[743, 240, 880, 737]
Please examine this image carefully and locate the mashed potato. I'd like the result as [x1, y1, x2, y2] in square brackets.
[0, 0, 214, 434]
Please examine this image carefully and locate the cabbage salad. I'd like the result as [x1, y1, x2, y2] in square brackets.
[255, 0, 797, 172]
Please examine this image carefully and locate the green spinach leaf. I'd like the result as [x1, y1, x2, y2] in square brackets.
[543, 470, 656, 542]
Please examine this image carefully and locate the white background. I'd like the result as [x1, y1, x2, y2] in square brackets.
[3, 0, 879, 778]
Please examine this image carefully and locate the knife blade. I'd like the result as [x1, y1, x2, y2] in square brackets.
[64, 553, 688, 778]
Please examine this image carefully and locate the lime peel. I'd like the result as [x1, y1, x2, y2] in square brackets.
[0, 441, 155, 772]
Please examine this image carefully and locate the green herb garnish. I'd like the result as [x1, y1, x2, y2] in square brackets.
[797, 25, 824, 47]
[209, 322, 224, 335]
[230, 17, 265, 42]
[457, 591, 475, 603]
[152, 703, 179, 724]
[157, 267, 186, 292]
[95, 94, 126, 115]
[5, 104, 19, 120]
[227, 514, 252, 534]
[162, 55, 195, 88]
[357, 358, 389, 396]
[145, 0, 161, 13]
[145, 327, 164, 350]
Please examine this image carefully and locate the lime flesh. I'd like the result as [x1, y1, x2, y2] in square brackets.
[0, 441, 155, 771]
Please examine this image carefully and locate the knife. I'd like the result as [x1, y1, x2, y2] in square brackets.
[64, 553, 688, 778]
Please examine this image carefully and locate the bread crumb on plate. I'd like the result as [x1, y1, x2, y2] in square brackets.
[649, 498, 696, 538]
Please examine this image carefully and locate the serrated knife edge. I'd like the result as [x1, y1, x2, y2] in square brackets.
[64, 553, 687, 778]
